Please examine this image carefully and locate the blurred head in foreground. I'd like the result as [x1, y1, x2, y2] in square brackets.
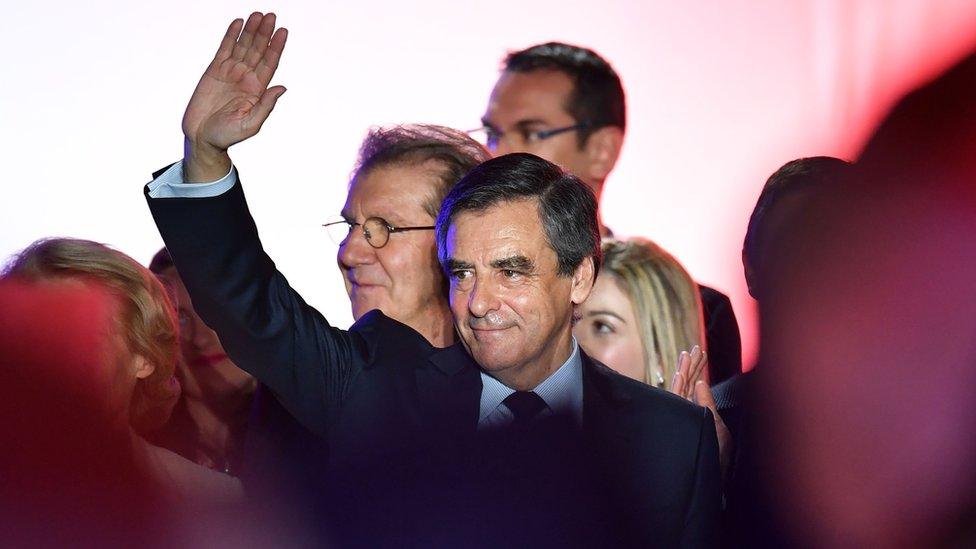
[3, 238, 180, 433]
[575, 238, 704, 388]
[0, 237, 182, 543]
[758, 52, 976, 547]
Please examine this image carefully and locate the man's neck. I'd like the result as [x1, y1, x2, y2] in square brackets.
[492, 333, 575, 391]
[405, 305, 456, 348]
[584, 178, 607, 236]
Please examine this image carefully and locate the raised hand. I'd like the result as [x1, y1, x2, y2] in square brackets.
[670, 345, 707, 399]
[670, 345, 733, 482]
[182, 12, 288, 181]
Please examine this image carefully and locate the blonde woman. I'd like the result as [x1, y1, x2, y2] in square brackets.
[575, 238, 706, 388]
[575, 237, 730, 473]
[2, 238, 244, 504]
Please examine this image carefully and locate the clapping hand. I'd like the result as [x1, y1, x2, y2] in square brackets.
[670, 345, 732, 481]
[182, 12, 288, 181]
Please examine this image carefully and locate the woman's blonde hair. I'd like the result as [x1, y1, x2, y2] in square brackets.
[600, 238, 705, 388]
[3, 238, 180, 433]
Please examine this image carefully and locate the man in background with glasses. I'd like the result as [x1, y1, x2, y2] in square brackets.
[476, 42, 744, 385]
[144, 12, 488, 529]
[320, 125, 488, 348]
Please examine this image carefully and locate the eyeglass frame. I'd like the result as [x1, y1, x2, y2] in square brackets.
[322, 216, 436, 249]
[468, 121, 593, 152]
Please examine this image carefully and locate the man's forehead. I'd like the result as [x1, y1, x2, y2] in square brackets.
[344, 163, 438, 218]
[447, 201, 552, 258]
[486, 70, 575, 121]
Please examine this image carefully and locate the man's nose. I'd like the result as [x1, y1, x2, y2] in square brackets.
[467, 278, 501, 318]
[338, 225, 375, 268]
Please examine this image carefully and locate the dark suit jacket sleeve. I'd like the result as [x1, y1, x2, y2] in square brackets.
[681, 407, 722, 548]
[145, 173, 365, 436]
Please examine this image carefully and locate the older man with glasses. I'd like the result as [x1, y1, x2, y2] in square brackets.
[144, 12, 488, 525]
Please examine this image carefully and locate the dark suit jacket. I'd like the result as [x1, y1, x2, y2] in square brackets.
[699, 285, 742, 385]
[146, 175, 720, 547]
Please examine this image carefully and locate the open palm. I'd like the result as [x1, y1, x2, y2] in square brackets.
[183, 12, 287, 151]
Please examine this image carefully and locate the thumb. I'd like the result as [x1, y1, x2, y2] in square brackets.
[694, 380, 718, 414]
[249, 85, 287, 130]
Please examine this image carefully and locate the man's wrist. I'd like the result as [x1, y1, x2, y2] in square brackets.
[183, 138, 232, 183]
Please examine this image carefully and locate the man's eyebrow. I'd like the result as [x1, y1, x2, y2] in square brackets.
[491, 255, 535, 271]
[586, 310, 626, 323]
[445, 258, 474, 271]
[513, 119, 549, 129]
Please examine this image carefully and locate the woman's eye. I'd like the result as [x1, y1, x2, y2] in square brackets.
[594, 321, 614, 335]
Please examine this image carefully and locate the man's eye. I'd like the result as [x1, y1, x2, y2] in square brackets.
[520, 128, 540, 143]
[451, 270, 471, 281]
[502, 269, 520, 279]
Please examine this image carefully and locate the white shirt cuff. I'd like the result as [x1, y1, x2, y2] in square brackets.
[146, 161, 237, 198]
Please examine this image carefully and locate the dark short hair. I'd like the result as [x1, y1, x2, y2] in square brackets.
[743, 156, 851, 298]
[352, 124, 490, 218]
[436, 152, 602, 278]
[148, 247, 173, 275]
[504, 42, 626, 146]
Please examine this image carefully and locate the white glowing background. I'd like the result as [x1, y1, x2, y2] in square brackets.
[3, 0, 976, 367]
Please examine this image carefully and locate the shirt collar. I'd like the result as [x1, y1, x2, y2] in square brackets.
[478, 338, 583, 423]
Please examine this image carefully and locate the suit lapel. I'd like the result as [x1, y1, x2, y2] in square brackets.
[582, 352, 633, 452]
[416, 343, 482, 446]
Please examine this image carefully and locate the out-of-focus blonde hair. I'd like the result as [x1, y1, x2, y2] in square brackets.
[600, 238, 705, 388]
[3, 238, 180, 433]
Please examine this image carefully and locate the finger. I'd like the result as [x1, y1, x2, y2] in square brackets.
[679, 349, 696, 397]
[245, 86, 287, 135]
[694, 380, 717, 413]
[256, 27, 288, 86]
[688, 346, 707, 387]
[670, 351, 689, 395]
[231, 12, 264, 61]
[213, 18, 244, 63]
[244, 12, 276, 69]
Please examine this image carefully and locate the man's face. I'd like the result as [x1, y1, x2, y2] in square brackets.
[338, 162, 447, 326]
[483, 70, 594, 182]
[444, 199, 593, 388]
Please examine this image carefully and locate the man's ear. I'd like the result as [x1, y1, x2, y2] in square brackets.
[742, 249, 757, 299]
[583, 126, 624, 184]
[133, 355, 155, 380]
[570, 256, 597, 305]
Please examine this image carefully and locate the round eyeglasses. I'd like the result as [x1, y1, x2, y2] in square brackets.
[322, 216, 435, 249]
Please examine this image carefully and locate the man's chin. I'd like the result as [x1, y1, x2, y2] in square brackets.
[466, 345, 521, 375]
[351, 297, 388, 320]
